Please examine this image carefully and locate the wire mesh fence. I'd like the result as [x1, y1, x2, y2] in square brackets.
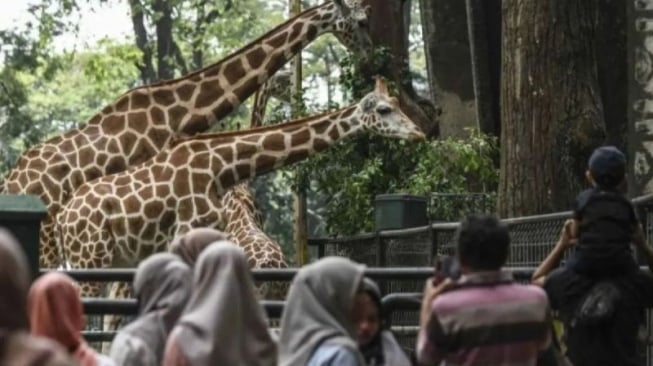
[307, 193, 653, 362]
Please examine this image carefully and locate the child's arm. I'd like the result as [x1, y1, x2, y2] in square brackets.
[568, 218, 579, 239]
[532, 219, 576, 286]
[633, 224, 653, 273]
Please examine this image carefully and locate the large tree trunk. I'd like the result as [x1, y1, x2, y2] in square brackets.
[465, 0, 502, 138]
[419, 0, 473, 138]
[362, 0, 439, 137]
[596, 0, 628, 151]
[498, 0, 605, 217]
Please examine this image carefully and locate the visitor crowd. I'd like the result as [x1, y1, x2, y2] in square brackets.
[0, 145, 652, 365]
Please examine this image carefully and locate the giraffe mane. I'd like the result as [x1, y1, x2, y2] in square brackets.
[170, 105, 354, 147]
[122, 3, 331, 94]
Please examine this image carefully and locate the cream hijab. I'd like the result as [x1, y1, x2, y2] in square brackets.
[118, 253, 192, 364]
[171, 241, 277, 365]
[278, 256, 366, 366]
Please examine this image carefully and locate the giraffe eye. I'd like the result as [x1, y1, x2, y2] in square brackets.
[376, 105, 392, 115]
[357, 19, 368, 28]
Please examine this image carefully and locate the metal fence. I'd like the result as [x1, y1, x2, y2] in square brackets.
[306, 193, 653, 362]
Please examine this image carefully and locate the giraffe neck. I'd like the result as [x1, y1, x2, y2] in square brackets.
[135, 2, 340, 136]
[176, 104, 362, 192]
[224, 105, 361, 189]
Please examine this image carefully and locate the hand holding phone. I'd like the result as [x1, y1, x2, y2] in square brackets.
[434, 255, 461, 284]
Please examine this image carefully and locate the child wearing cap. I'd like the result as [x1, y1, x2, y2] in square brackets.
[567, 146, 645, 277]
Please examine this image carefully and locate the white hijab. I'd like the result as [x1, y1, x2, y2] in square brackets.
[278, 256, 366, 366]
[172, 241, 277, 365]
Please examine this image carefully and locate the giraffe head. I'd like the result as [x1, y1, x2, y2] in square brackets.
[330, 0, 373, 56]
[356, 78, 426, 142]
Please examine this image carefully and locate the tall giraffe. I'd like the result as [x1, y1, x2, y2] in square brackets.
[250, 68, 292, 128]
[2, 0, 372, 269]
[55, 78, 425, 298]
[218, 69, 294, 300]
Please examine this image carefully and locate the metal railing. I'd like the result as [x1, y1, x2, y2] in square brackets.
[74, 267, 536, 343]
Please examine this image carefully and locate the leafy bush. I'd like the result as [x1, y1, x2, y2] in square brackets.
[296, 129, 499, 236]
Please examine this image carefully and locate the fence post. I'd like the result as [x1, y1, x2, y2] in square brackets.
[429, 224, 437, 264]
[375, 231, 386, 267]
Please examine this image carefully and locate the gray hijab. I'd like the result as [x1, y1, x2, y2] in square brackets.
[173, 241, 277, 365]
[0, 228, 30, 332]
[278, 256, 366, 366]
[169, 228, 228, 267]
[118, 253, 192, 364]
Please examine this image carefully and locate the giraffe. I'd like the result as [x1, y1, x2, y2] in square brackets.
[2, 0, 372, 270]
[218, 70, 295, 301]
[250, 68, 292, 128]
[55, 78, 425, 301]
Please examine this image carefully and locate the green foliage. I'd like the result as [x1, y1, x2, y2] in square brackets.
[297, 130, 498, 235]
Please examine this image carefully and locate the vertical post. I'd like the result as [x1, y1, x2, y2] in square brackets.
[290, 0, 308, 266]
[628, 0, 653, 197]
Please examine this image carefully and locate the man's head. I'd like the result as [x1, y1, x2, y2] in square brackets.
[587, 146, 626, 189]
[456, 215, 510, 272]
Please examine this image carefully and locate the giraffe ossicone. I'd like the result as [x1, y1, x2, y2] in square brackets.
[2, 0, 374, 270]
[55, 77, 425, 299]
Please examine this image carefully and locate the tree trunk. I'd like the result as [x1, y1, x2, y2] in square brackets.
[152, 0, 175, 80]
[596, 0, 627, 151]
[418, 0, 474, 138]
[466, 0, 502, 138]
[128, 0, 155, 84]
[362, 0, 439, 137]
[498, 0, 605, 217]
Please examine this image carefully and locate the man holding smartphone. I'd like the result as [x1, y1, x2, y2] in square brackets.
[416, 215, 556, 366]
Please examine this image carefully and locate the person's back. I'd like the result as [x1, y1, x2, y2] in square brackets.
[417, 215, 553, 366]
[421, 274, 550, 365]
[568, 146, 639, 277]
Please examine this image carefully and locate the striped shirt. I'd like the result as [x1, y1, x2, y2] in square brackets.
[417, 271, 551, 366]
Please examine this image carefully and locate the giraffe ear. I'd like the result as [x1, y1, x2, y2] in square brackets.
[374, 76, 389, 95]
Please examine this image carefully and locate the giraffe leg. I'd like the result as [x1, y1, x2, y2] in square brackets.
[102, 281, 132, 332]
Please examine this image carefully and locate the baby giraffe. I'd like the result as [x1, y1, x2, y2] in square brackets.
[55, 77, 425, 299]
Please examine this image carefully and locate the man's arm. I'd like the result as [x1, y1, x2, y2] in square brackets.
[532, 220, 576, 286]
[416, 278, 454, 366]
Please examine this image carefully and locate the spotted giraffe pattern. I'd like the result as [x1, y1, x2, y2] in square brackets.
[55, 78, 425, 299]
[2, 0, 372, 269]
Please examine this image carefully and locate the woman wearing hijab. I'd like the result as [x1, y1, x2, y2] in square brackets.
[28, 271, 114, 366]
[0, 228, 75, 366]
[163, 241, 277, 366]
[357, 278, 412, 366]
[109, 253, 192, 366]
[278, 256, 367, 366]
[169, 227, 228, 267]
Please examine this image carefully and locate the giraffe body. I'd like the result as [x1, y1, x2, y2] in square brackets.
[56, 79, 425, 297]
[3, 0, 372, 269]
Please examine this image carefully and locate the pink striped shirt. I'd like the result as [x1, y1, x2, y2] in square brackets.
[417, 271, 551, 366]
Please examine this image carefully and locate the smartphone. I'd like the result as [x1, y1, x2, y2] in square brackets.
[434, 255, 461, 281]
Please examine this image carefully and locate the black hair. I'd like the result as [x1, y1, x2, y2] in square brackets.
[456, 214, 510, 271]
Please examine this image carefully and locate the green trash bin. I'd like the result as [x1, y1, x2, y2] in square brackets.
[375, 194, 428, 231]
[0, 194, 47, 279]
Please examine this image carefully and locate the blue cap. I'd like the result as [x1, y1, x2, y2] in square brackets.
[588, 146, 626, 188]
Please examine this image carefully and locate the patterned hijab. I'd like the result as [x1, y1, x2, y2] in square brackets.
[278, 256, 366, 366]
[170, 242, 277, 365]
[119, 253, 192, 364]
[28, 272, 97, 366]
[169, 228, 228, 267]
